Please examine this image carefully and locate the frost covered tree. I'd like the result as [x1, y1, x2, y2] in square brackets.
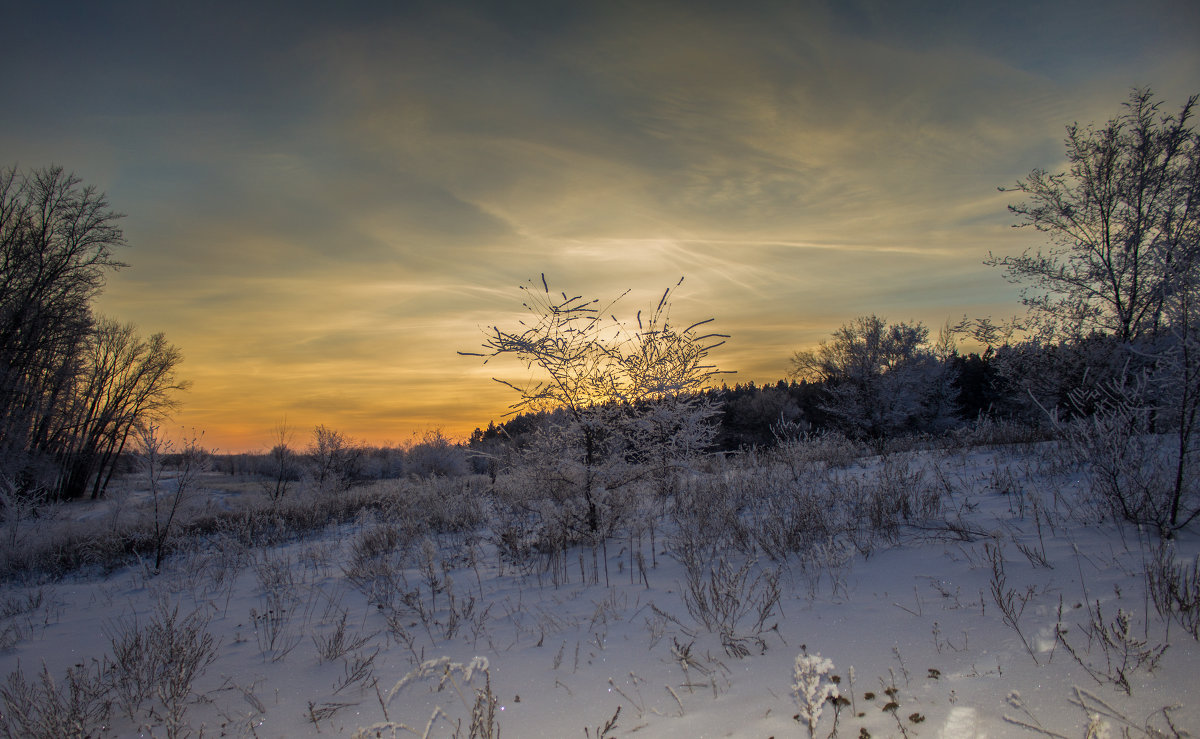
[988, 88, 1200, 534]
[987, 88, 1198, 343]
[789, 315, 953, 439]
[403, 429, 467, 478]
[614, 289, 725, 495]
[463, 276, 725, 534]
[307, 424, 362, 493]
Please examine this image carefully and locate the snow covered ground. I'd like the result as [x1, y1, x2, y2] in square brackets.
[0, 441, 1196, 738]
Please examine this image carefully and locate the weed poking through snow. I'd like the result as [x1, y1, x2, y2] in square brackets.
[792, 650, 840, 738]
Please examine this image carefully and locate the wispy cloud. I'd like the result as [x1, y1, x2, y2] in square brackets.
[7, 0, 1196, 449]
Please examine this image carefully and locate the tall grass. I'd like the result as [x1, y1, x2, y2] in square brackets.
[0, 475, 489, 582]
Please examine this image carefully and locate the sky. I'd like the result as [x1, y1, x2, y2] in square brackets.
[3, 0, 1198, 453]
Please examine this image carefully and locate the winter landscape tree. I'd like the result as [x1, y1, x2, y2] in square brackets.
[0, 166, 125, 488]
[462, 275, 725, 536]
[988, 88, 1200, 535]
[263, 420, 298, 502]
[987, 88, 1199, 343]
[61, 319, 187, 500]
[137, 423, 208, 571]
[0, 165, 186, 500]
[307, 424, 362, 493]
[789, 314, 954, 439]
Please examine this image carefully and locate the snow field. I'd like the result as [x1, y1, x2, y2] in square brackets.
[0, 442, 1196, 738]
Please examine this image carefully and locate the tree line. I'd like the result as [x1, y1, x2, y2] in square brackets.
[467, 333, 1094, 454]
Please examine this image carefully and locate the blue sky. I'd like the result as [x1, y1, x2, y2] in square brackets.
[3, 0, 1198, 450]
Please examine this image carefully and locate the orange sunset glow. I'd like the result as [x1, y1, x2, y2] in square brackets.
[4, 0, 1198, 452]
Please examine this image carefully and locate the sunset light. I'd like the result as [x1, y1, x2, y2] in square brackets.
[4, 0, 1197, 452]
[3, 4, 1200, 735]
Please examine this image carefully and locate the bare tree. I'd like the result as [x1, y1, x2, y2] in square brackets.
[307, 424, 361, 493]
[0, 165, 126, 492]
[463, 275, 726, 534]
[987, 88, 1200, 535]
[987, 88, 1199, 343]
[0, 166, 187, 501]
[63, 319, 187, 500]
[138, 424, 209, 571]
[263, 420, 298, 502]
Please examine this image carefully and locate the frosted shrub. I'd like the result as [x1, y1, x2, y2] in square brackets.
[356, 656, 498, 739]
[403, 430, 468, 478]
[1068, 407, 1189, 537]
[1064, 369, 1200, 538]
[808, 430, 864, 468]
[798, 536, 853, 600]
[401, 476, 488, 533]
[791, 651, 839, 738]
[490, 430, 642, 582]
[349, 476, 486, 536]
[750, 468, 839, 562]
[0, 476, 45, 552]
[680, 555, 780, 656]
[950, 415, 1046, 450]
[880, 431, 937, 456]
[0, 661, 111, 739]
[772, 429, 863, 474]
[848, 455, 943, 546]
[668, 472, 754, 565]
[623, 393, 722, 498]
[1056, 602, 1168, 695]
[1147, 544, 1200, 639]
[343, 523, 407, 598]
[106, 601, 218, 732]
[491, 470, 587, 557]
[488, 495, 541, 566]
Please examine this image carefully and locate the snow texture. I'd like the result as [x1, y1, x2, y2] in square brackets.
[0, 442, 1197, 737]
